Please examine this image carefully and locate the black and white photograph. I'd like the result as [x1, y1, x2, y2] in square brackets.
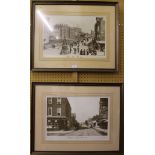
[45, 96, 109, 141]
[40, 14, 106, 58]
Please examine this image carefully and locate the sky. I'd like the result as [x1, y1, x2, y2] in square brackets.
[45, 15, 105, 34]
[67, 97, 100, 123]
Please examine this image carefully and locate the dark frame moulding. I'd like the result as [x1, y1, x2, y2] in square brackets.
[30, 0, 120, 72]
[31, 82, 124, 155]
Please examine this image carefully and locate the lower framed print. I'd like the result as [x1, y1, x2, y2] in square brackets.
[31, 83, 124, 154]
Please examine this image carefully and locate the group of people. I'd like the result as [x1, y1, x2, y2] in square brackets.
[60, 37, 105, 56]
[60, 39, 98, 55]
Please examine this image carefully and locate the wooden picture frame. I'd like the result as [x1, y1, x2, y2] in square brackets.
[31, 83, 124, 155]
[31, 1, 119, 72]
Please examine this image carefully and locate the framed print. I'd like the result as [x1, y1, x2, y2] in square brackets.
[31, 1, 119, 72]
[31, 83, 123, 154]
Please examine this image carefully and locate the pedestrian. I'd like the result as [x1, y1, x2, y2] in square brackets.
[80, 49, 83, 55]
[83, 49, 86, 55]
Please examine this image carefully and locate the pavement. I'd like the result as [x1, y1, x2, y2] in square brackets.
[94, 127, 108, 135]
[47, 130, 74, 136]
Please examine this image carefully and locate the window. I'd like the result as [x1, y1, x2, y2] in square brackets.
[48, 107, 52, 116]
[57, 97, 61, 104]
[57, 107, 61, 116]
[47, 97, 52, 104]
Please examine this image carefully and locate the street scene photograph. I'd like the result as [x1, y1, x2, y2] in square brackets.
[45, 96, 109, 141]
[43, 15, 106, 58]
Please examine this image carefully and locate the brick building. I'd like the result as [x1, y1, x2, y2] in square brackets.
[98, 98, 108, 129]
[47, 97, 71, 131]
[54, 24, 70, 40]
[69, 27, 81, 40]
[52, 24, 81, 40]
[99, 98, 108, 119]
[94, 17, 105, 41]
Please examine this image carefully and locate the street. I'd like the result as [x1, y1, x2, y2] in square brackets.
[43, 46, 62, 57]
[65, 128, 102, 136]
[47, 128, 104, 136]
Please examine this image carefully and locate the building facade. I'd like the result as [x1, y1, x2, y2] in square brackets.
[99, 98, 108, 119]
[94, 17, 105, 41]
[47, 97, 71, 131]
[50, 24, 82, 41]
[69, 27, 81, 40]
[98, 98, 108, 129]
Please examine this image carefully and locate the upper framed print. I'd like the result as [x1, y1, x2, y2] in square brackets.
[31, 83, 124, 155]
[31, 1, 119, 72]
